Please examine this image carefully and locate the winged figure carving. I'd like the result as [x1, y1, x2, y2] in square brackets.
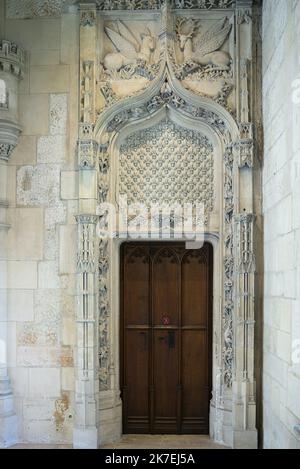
[103, 21, 156, 73]
[176, 18, 232, 70]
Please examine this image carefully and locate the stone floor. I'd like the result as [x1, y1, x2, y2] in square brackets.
[10, 435, 228, 450]
[102, 435, 228, 449]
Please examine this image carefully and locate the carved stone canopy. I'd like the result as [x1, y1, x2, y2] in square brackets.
[0, 40, 25, 79]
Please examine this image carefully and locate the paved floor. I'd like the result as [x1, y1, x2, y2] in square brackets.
[102, 435, 228, 449]
[9, 435, 228, 450]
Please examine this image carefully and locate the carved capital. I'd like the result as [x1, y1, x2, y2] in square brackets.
[234, 139, 254, 168]
[80, 6, 96, 27]
[77, 139, 98, 169]
[0, 120, 22, 162]
[75, 214, 99, 225]
[76, 214, 99, 274]
[0, 143, 16, 162]
[0, 40, 25, 79]
[235, 212, 256, 273]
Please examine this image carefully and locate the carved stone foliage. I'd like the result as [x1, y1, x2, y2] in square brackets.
[80, 9, 96, 27]
[96, 0, 234, 9]
[223, 143, 234, 388]
[99, 239, 110, 390]
[0, 142, 15, 161]
[6, 0, 68, 18]
[7, 0, 236, 18]
[98, 142, 110, 390]
[119, 120, 214, 219]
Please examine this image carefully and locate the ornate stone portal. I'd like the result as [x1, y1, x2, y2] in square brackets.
[74, 0, 261, 449]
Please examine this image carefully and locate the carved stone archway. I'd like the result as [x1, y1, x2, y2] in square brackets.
[74, 0, 260, 449]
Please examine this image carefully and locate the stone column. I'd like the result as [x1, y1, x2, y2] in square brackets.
[73, 3, 100, 449]
[0, 40, 24, 448]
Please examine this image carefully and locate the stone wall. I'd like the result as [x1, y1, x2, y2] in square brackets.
[2, 8, 79, 443]
[262, 0, 300, 449]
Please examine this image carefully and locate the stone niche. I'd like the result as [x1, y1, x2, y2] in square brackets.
[73, 0, 261, 450]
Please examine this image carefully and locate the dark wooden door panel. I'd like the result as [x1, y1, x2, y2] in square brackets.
[121, 242, 212, 435]
[153, 329, 179, 433]
[181, 250, 209, 327]
[124, 246, 150, 326]
[181, 330, 209, 433]
[152, 247, 180, 327]
[124, 329, 150, 433]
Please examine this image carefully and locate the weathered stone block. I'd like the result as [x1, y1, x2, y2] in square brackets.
[28, 368, 60, 398]
[17, 165, 60, 207]
[38, 261, 59, 289]
[7, 208, 44, 261]
[7, 289, 34, 322]
[30, 65, 69, 94]
[17, 322, 59, 347]
[19, 94, 49, 135]
[60, 171, 78, 200]
[37, 135, 66, 164]
[59, 225, 77, 274]
[50, 94, 68, 136]
[5, 19, 61, 50]
[7, 261, 37, 289]
[10, 136, 37, 165]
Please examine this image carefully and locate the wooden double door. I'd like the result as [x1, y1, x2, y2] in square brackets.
[121, 242, 213, 435]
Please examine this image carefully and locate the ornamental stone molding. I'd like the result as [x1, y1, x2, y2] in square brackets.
[74, 0, 260, 449]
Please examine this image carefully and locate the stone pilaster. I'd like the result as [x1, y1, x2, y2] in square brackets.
[232, 213, 257, 448]
[73, 3, 100, 449]
[73, 214, 100, 449]
[0, 39, 24, 448]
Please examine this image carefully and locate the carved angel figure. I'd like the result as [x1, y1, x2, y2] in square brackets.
[177, 17, 232, 70]
[103, 21, 156, 73]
